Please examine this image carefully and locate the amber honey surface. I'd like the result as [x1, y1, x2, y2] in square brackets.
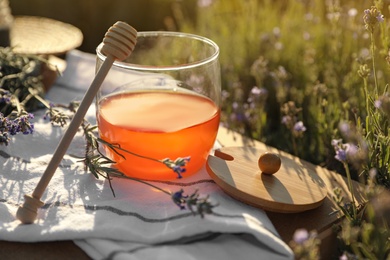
[97, 90, 220, 180]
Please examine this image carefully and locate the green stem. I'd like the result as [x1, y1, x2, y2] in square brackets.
[0, 73, 20, 88]
[363, 78, 370, 120]
[98, 138, 163, 164]
[292, 135, 298, 157]
[343, 162, 357, 220]
[10, 95, 22, 115]
[370, 32, 379, 99]
[28, 87, 51, 109]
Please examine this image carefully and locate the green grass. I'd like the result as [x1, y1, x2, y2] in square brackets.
[175, 1, 390, 258]
[175, 0, 389, 178]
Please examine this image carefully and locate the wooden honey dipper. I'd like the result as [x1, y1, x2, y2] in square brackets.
[16, 21, 137, 224]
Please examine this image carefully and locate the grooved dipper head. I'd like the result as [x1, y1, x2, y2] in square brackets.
[101, 21, 137, 61]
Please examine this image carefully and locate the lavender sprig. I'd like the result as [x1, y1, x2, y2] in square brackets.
[0, 111, 35, 145]
[281, 101, 307, 156]
[172, 189, 217, 218]
[0, 47, 53, 145]
[76, 119, 216, 217]
[161, 157, 191, 178]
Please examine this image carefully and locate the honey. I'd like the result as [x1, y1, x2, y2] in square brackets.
[97, 90, 220, 180]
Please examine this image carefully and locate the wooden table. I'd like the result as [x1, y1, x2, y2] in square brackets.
[0, 126, 365, 259]
[217, 127, 365, 259]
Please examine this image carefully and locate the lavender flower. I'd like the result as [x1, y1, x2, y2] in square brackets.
[331, 139, 362, 165]
[232, 101, 239, 111]
[9, 113, 34, 135]
[162, 156, 191, 178]
[375, 99, 382, 109]
[44, 105, 69, 127]
[335, 146, 348, 163]
[358, 64, 370, 79]
[250, 56, 269, 82]
[171, 189, 216, 218]
[0, 112, 34, 145]
[172, 189, 187, 210]
[247, 86, 268, 104]
[230, 110, 246, 123]
[375, 93, 390, 116]
[376, 12, 385, 23]
[281, 115, 293, 128]
[332, 139, 348, 163]
[281, 102, 306, 137]
[293, 121, 306, 137]
[339, 122, 351, 137]
[331, 139, 342, 147]
[339, 253, 348, 260]
[336, 122, 368, 169]
[250, 86, 268, 97]
[364, 6, 385, 32]
[221, 90, 230, 102]
[18, 113, 35, 135]
[289, 228, 320, 258]
[0, 89, 11, 104]
[293, 229, 309, 244]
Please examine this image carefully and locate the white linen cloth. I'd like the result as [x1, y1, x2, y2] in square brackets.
[0, 50, 293, 260]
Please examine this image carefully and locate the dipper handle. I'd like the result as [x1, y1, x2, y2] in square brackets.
[16, 22, 137, 224]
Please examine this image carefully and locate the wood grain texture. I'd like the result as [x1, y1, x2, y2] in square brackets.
[207, 146, 328, 213]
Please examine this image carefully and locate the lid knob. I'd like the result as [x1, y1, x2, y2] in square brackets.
[258, 152, 281, 175]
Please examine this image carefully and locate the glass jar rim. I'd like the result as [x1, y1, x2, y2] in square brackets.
[96, 31, 219, 72]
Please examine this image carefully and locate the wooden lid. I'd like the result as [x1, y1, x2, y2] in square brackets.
[10, 16, 83, 55]
[206, 146, 327, 213]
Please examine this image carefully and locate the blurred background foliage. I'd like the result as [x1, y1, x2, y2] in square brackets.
[10, 0, 390, 179]
[174, 0, 390, 177]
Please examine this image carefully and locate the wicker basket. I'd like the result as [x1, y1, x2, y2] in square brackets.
[10, 16, 83, 55]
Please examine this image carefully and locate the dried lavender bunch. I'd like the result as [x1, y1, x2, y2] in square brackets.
[0, 47, 47, 113]
[0, 47, 50, 145]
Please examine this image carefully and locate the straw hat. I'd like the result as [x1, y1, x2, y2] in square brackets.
[10, 16, 83, 55]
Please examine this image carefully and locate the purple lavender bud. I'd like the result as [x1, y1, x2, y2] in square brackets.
[281, 115, 291, 126]
[232, 102, 239, 110]
[377, 13, 385, 23]
[335, 149, 347, 162]
[331, 139, 342, 147]
[339, 253, 348, 260]
[345, 143, 358, 158]
[293, 229, 309, 244]
[251, 86, 268, 97]
[339, 122, 351, 136]
[374, 100, 382, 109]
[293, 121, 306, 133]
[172, 189, 186, 210]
